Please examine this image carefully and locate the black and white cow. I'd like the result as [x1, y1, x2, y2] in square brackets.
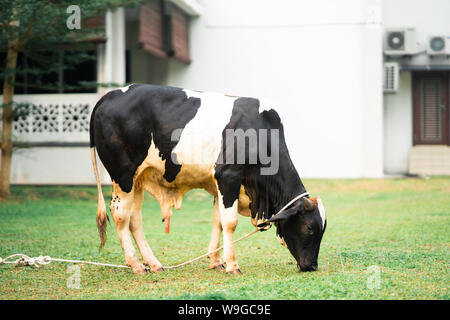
[90, 84, 326, 274]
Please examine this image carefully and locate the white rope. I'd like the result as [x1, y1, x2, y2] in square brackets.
[0, 253, 129, 269]
[270, 191, 309, 220]
[0, 193, 309, 271]
[164, 229, 259, 269]
[0, 230, 259, 271]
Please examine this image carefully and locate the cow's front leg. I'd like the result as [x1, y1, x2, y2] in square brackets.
[208, 198, 224, 270]
[129, 188, 163, 272]
[110, 184, 146, 274]
[218, 194, 241, 275]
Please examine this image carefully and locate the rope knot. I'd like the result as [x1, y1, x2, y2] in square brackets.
[0, 254, 53, 268]
[37, 255, 51, 264]
[16, 256, 35, 267]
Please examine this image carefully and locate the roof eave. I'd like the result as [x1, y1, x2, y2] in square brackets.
[168, 0, 202, 16]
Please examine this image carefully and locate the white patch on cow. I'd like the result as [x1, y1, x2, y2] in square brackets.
[316, 197, 326, 229]
[119, 84, 133, 93]
[136, 139, 165, 174]
[172, 89, 238, 166]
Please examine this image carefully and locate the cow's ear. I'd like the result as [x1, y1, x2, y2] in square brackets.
[268, 207, 298, 222]
[302, 197, 317, 212]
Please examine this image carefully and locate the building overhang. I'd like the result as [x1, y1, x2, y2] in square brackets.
[168, 0, 202, 16]
[400, 64, 450, 71]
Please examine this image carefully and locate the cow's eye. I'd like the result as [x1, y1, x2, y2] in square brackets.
[307, 225, 314, 234]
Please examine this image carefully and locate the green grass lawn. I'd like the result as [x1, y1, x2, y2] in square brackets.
[0, 178, 449, 300]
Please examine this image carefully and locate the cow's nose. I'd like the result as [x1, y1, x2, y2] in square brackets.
[298, 264, 318, 272]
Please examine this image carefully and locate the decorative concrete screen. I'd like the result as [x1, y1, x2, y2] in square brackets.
[5, 93, 97, 145]
[14, 103, 89, 139]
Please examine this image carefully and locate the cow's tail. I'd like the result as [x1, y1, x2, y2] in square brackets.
[90, 97, 108, 251]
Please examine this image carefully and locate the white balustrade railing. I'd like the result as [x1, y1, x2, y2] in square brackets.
[1, 93, 99, 144]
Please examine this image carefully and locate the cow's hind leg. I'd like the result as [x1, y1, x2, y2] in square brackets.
[129, 188, 163, 272]
[208, 198, 224, 270]
[110, 183, 146, 274]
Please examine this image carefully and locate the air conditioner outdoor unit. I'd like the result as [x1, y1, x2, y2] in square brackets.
[383, 62, 399, 93]
[427, 36, 450, 55]
[384, 28, 418, 56]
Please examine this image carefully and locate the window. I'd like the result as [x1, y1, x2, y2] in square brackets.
[138, 0, 190, 64]
[63, 50, 97, 93]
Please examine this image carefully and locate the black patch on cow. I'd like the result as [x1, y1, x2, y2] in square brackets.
[215, 97, 307, 219]
[90, 84, 201, 192]
[215, 97, 259, 208]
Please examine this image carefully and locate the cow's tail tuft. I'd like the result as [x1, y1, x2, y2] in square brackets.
[90, 98, 108, 251]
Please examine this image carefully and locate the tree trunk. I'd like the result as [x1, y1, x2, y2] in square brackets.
[0, 44, 19, 199]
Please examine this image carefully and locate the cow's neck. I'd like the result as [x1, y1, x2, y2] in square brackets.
[268, 162, 306, 216]
[244, 155, 307, 221]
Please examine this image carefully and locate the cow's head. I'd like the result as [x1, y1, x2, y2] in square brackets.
[269, 197, 326, 272]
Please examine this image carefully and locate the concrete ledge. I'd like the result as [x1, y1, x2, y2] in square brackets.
[409, 145, 450, 175]
[12, 142, 90, 148]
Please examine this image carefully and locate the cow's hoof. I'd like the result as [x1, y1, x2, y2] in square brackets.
[210, 263, 225, 271]
[144, 262, 164, 273]
[153, 267, 164, 273]
[131, 264, 147, 274]
[226, 268, 242, 275]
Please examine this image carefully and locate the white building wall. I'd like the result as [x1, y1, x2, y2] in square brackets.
[383, 0, 450, 35]
[167, 0, 384, 178]
[383, 71, 412, 174]
[11, 147, 98, 184]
